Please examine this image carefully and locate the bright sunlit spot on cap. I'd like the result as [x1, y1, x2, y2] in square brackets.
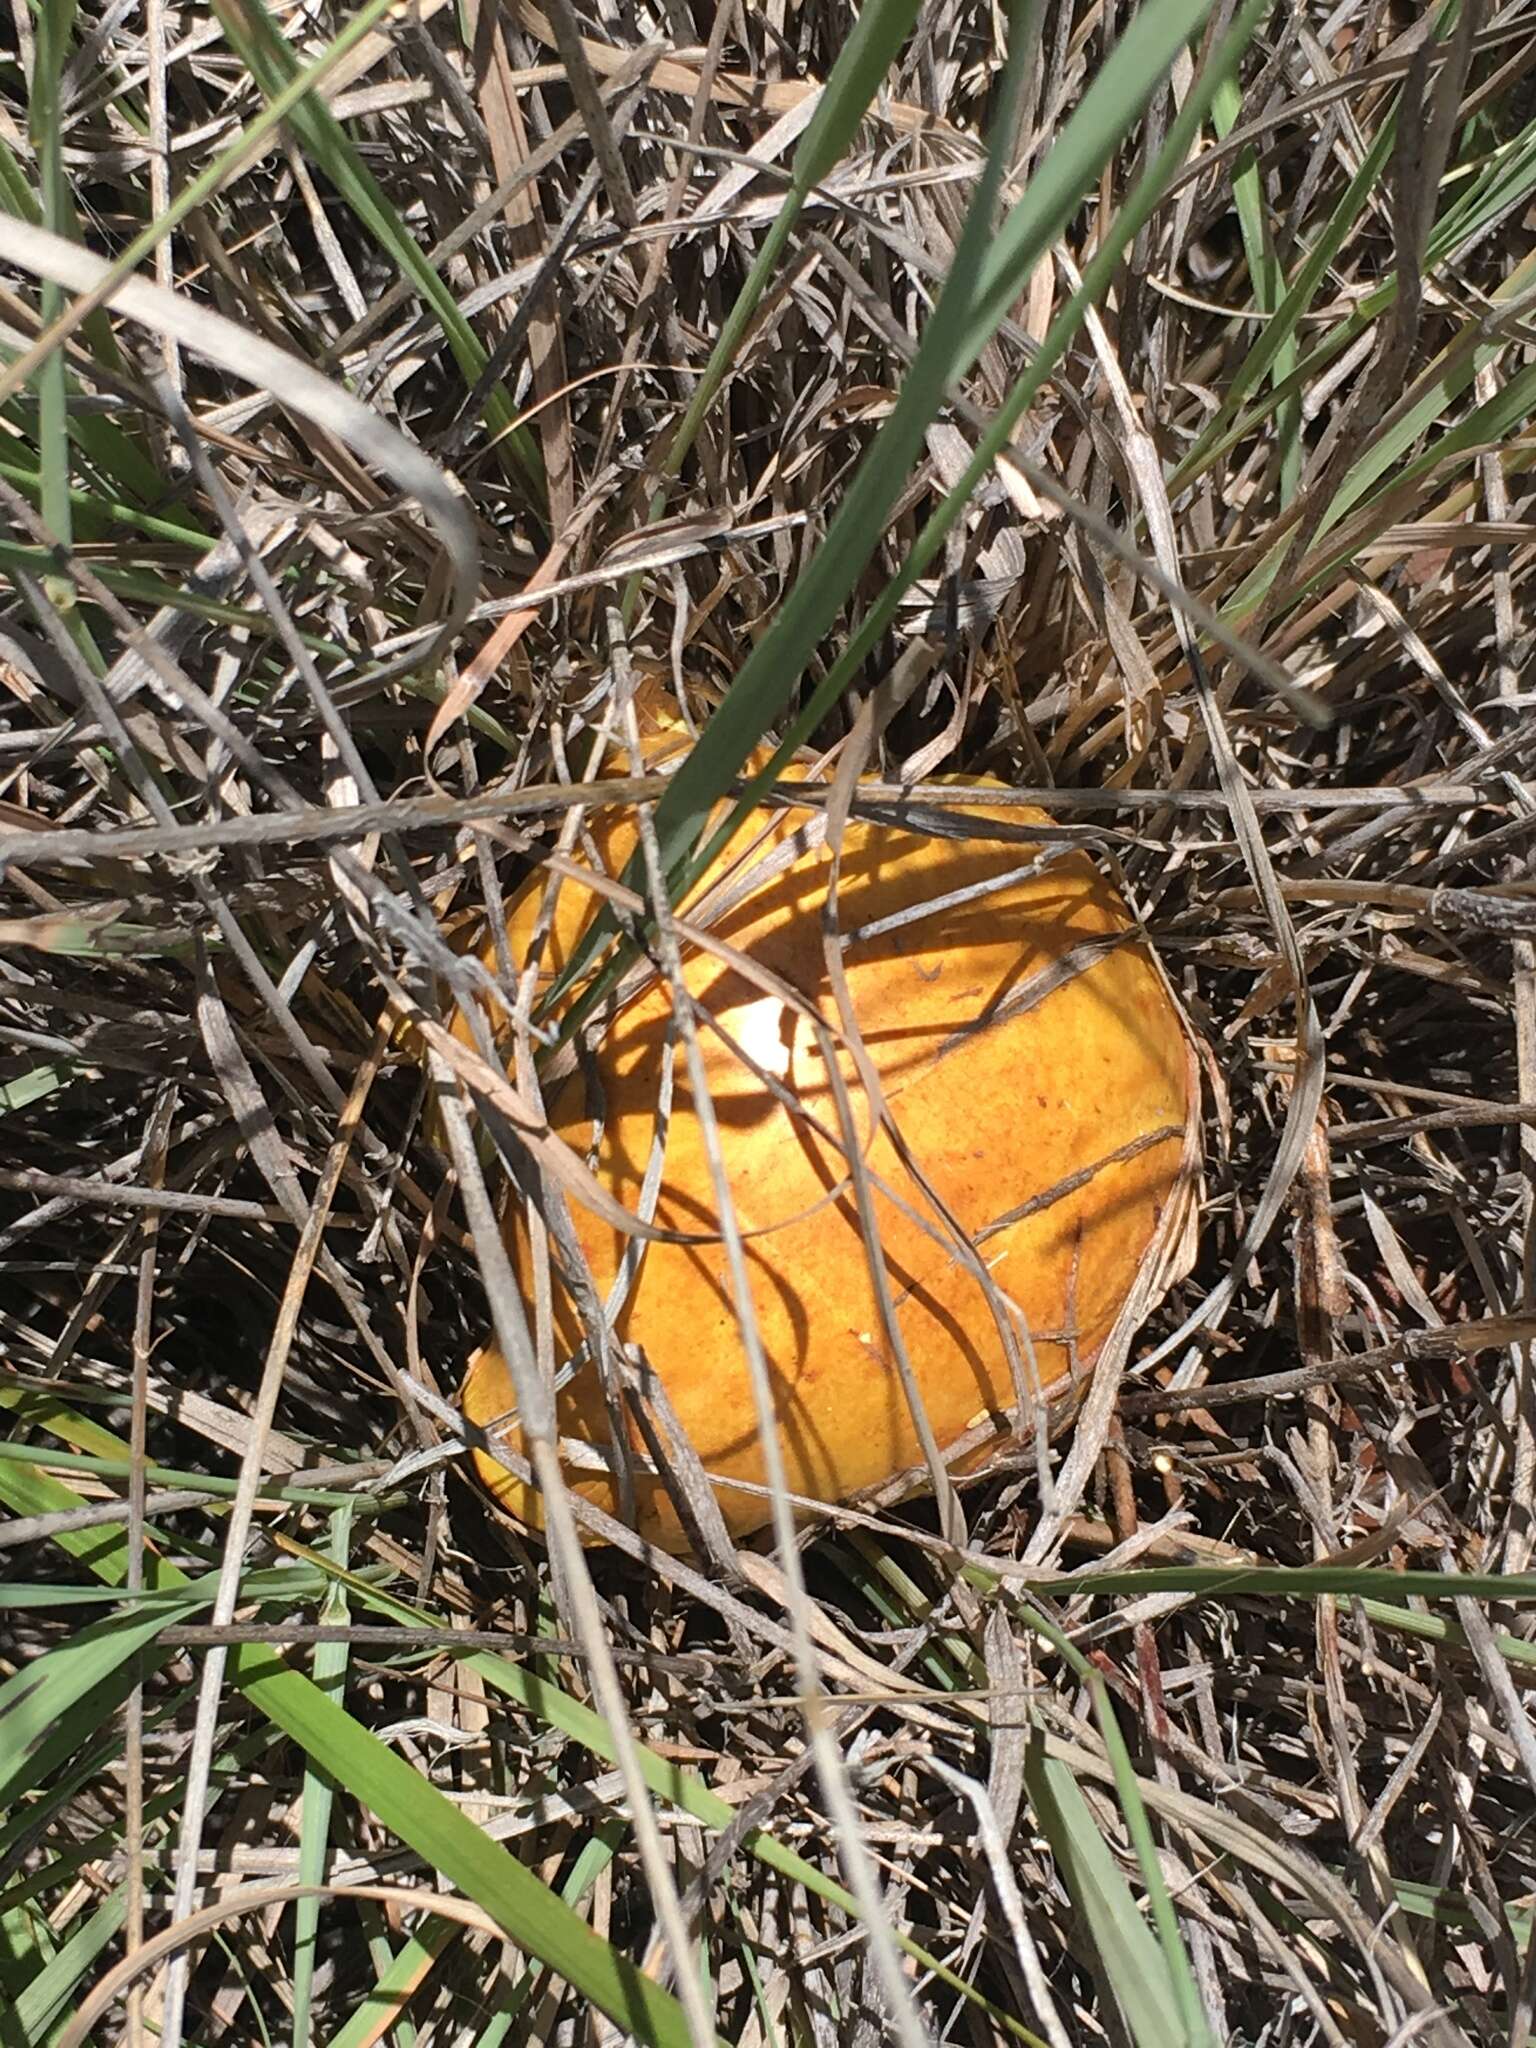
[729, 993, 797, 1081]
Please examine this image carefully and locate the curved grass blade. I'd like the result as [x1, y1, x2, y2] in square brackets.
[0, 215, 479, 688]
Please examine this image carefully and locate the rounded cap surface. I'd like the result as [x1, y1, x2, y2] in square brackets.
[462, 742, 1199, 1550]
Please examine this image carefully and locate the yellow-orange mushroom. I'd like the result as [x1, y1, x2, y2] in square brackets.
[459, 701, 1200, 1551]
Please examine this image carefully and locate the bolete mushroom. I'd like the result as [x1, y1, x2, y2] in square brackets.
[458, 695, 1200, 1551]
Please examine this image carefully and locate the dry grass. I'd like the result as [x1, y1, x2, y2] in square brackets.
[6, 2, 1536, 2044]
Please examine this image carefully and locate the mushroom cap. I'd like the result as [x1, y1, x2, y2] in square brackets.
[461, 736, 1199, 1551]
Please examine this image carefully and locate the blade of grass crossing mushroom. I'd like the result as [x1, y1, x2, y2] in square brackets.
[427, 1070, 723, 2048]
[650, 0, 1274, 925]
[617, 655, 943, 2048]
[642, 0, 1223, 886]
[616, 13, 1046, 2026]
[994, 310, 1198, 1539]
[640, 1, 1281, 1455]
[552, 0, 1228, 1042]
[818, 678, 966, 1547]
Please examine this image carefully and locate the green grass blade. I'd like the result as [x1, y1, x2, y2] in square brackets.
[281, 1538, 1049, 2048]
[0, 535, 352, 658]
[292, 1508, 354, 2048]
[544, 0, 1058, 1028]
[1168, 12, 1536, 502]
[320, 1918, 457, 2048]
[0, 130, 42, 224]
[472, 1817, 630, 2045]
[231, 1644, 712, 2048]
[0, 1601, 201, 1811]
[0, 455, 209, 544]
[8, 1886, 127, 2042]
[0, 1721, 274, 1914]
[1024, 1740, 1188, 2048]
[662, 0, 1264, 913]
[1016, 1600, 1214, 2047]
[1309, 315, 1536, 551]
[1169, 75, 1398, 493]
[0, 0, 492, 528]
[1008, 1560, 1536, 1607]
[29, 0, 76, 564]
[0, 1062, 78, 1115]
[1212, 73, 1300, 501]
[0, 92, 128, 383]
